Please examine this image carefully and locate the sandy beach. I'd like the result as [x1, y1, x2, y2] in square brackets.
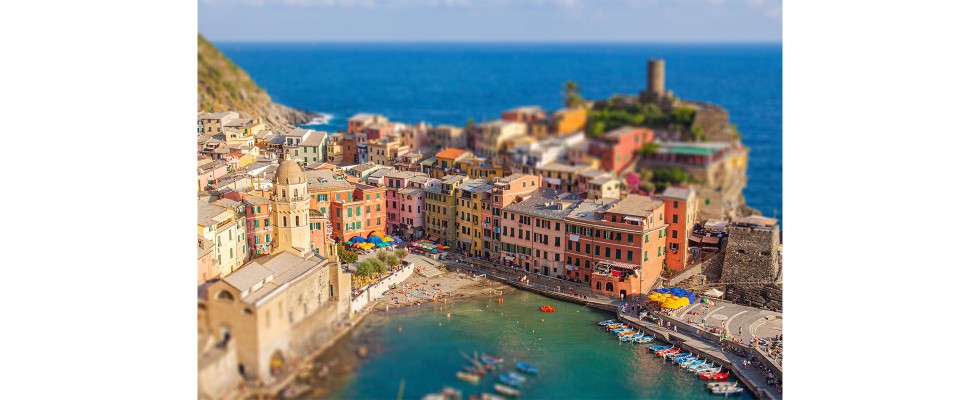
[373, 268, 514, 310]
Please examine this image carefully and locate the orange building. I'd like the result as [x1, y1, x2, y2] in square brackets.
[432, 147, 473, 179]
[553, 107, 587, 134]
[589, 126, 654, 173]
[304, 170, 387, 241]
[661, 186, 698, 271]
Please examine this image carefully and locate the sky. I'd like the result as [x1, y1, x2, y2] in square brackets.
[198, 0, 782, 42]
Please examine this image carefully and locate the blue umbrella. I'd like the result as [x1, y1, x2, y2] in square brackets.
[368, 235, 384, 244]
[350, 236, 366, 244]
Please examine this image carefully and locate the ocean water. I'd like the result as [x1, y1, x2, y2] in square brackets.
[216, 42, 781, 219]
[320, 291, 725, 400]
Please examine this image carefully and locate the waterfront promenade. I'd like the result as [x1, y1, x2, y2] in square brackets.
[444, 253, 782, 400]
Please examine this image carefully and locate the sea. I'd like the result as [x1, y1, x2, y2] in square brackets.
[314, 291, 724, 400]
[215, 42, 782, 221]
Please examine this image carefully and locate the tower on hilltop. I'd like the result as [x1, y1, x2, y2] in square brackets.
[640, 58, 674, 109]
[271, 154, 312, 257]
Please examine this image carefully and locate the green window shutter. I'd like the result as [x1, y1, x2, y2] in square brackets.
[645, 234, 649, 243]
[265, 234, 270, 242]
[265, 218, 270, 226]
[644, 251, 648, 261]
[254, 220, 260, 228]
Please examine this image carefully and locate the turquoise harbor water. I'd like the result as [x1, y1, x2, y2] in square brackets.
[216, 42, 782, 220]
[321, 291, 723, 400]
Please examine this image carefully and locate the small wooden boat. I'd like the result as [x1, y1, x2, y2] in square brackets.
[699, 371, 730, 381]
[481, 394, 507, 400]
[598, 319, 617, 325]
[463, 365, 486, 376]
[480, 354, 504, 365]
[696, 366, 721, 374]
[606, 324, 627, 330]
[441, 386, 463, 399]
[686, 360, 708, 370]
[655, 348, 680, 357]
[497, 374, 522, 387]
[617, 330, 638, 336]
[422, 394, 447, 400]
[493, 384, 521, 397]
[633, 336, 654, 343]
[710, 386, 744, 395]
[506, 371, 527, 383]
[706, 382, 738, 389]
[540, 305, 555, 312]
[515, 361, 538, 375]
[668, 352, 692, 359]
[457, 371, 481, 383]
[648, 345, 672, 352]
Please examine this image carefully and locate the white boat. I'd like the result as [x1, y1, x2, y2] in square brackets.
[456, 371, 481, 384]
[706, 382, 738, 389]
[493, 384, 521, 397]
[711, 386, 744, 395]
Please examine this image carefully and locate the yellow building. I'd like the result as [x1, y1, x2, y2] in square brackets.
[477, 120, 527, 158]
[202, 156, 350, 383]
[198, 199, 248, 276]
[534, 162, 587, 194]
[423, 175, 469, 245]
[454, 179, 493, 257]
[553, 107, 587, 134]
[366, 138, 402, 166]
[458, 155, 510, 180]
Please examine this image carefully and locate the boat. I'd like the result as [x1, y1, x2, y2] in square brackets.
[699, 371, 731, 381]
[506, 371, 527, 383]
[686, 360, 708, 370]
[440, 386, 462, 399]
[480, 354, 504, 365]
[515, 361, 538, 375]
[540, 305, 555, 312]
[598, 319, 617, 326]
[481, 394, 506, 400]
[675, 355, 697, 364]
[706, 382, 738, 389]
[633, 336, 654, 344]
[457, 371, 481, 383]
[462, 365, 486, 376]
[620, 333, 644, 342]
[422, 394, 447, 400]
[498, 374, 522, 387]
[655, 348, 680, 357]
[617, 330, 639, 336]
[610, 326, 631, 333]
[667, 352, 691, 360]
[696, 366, 721, 374]
[711, 386, 744, 395]
[677, 358, 700, 367]
[648, 345, 672, 352]
[493, 384, 521, 397]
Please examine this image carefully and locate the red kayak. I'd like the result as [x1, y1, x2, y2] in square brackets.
[699, 371, 730, 381]
[655, 348, 680, 357]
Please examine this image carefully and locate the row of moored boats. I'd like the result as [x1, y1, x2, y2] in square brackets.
[424, 352, 538, 399]
[598, 319, 745, 396]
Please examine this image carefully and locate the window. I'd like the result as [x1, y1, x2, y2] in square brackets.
[705, 199, 711, 205]
[555, 237, 560, 246]
[605, 247, 610, 258]
[254, 220, 260, 228]
[672, 230, 677, 239]
[644, 251, 648, 261]
[627, 251, 633, 261]
[282, 216, 287, 226]
[265, 218, 270, 226]
[295, 216, 300, 226]
[265, 234, 270, 242]
[627, 234, 633, 243]
[615, 249, 621, 259]
[645, 234, 649, 243]
[672, 214, 678, 224]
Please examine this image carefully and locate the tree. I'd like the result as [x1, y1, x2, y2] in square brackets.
[379, 252, 400, 269]
[587, 121, 605, 136]
[395, 248, 408, 261]
[357, 258, 384, 277]
[638, 142, 660, 157]
[465, 117, 475, 131]
[337, 243, 358, 264]
[564, 80, 583, 108]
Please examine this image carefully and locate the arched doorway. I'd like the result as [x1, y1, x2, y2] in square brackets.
[605, 282, 614, 292]
[269, 350, 286, 378]
[596, 282, 601, 290]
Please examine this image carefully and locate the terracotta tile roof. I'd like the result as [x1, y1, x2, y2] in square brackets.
[435, 148, 468, 159]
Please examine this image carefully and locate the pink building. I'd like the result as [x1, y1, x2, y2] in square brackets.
[486, 173, 543, 259]
[197, 160, 229, 191]
[500, 188, 582, 277]
[240, 194, 273, 256]
[384, 171, 433, 239]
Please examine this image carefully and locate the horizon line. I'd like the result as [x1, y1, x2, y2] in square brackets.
[208, 39, 782, 45]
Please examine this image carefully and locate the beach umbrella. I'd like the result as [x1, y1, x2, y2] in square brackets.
[351, 236, 366, 243]
[368, 235, 384, 245]
[364, 243, 376, 249]
[383, 236, 394, 242]
[344, 241, 353, 245]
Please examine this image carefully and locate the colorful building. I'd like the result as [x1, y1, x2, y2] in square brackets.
[432, 148, 473, 179]
[383, 171, 431, 239]
[198, 199, 248, 277]
[423, 175, 469, 245]
[242, 194, 274, 256]
[347, 113, 387, 133]
[661, 186, 698, 271]
[500, 188, 582, 276]
[589, 126, 654, 173]
[564, 195, 668, 298]
[535, 162, 587, 194]
[429, 125, 467, 150]
[553, 107, 587, 134]
[455, 179, 494, 257]
[329, 182, 387, 242]
[486, 173, 543, 258]
[501, 105, 546, 123]
[476, 120, 527, 159]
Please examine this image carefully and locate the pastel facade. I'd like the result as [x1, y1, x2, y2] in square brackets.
[383, 171, 431, 238]
[347, 113, 388, 133]
[429, 125, 467, 150]
[198, 200, 248, 277]
[455, 179, 494, 257]
[589, 126, 655, 173]
[486, 174, 542, 257]
[423, 175, 468, 245]
[553, 107, 587, 134]
[432, 148, 473, 179]
[500, 188, 581, 276]
[476, 120, 527, 159]
[564, 195, 668, 297]
[661, 186, 698, 271]
[501, 105, 546, 123]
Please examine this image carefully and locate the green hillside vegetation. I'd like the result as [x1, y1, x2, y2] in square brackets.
[198, 34, 314, 128]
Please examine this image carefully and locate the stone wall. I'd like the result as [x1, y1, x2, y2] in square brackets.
[198, 338, 242, 400]
[720, 224, 780, 283]
[725, 283, 783, 312]
[702, 249, 726, 282]
[690, 104, 734, 142]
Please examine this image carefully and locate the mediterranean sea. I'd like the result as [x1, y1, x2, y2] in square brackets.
[215, 42, 782, 220]
[318, 291, 723, 400]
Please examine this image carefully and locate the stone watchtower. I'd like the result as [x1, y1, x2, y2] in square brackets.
[639, 58, 674, 109]
[271, 155, 312, 257]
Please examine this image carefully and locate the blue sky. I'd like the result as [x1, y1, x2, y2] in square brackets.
[199, 0, 782, 42]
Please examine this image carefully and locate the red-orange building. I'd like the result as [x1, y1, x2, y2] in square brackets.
[501, 106, 546, 123]
[564, 194, 668, 298]
[661, 186, 698, 271]
[589, 126, 654, 173]
[305, 171, 387, 242]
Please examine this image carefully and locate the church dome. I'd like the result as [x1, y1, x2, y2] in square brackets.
[274, 158, 306, 185]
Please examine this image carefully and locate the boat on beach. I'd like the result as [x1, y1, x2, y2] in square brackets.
[493, 384, 521, 397]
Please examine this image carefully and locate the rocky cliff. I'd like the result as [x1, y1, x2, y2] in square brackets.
[197, 35, 317, 130]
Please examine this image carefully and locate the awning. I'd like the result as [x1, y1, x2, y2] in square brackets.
[689, 235, 703, 244]
[703, 288, 724, 298]
[702, 236, 720, 246]
[570, 234, 580, 242]
[504, 256, 515, 261]
[565, 265, 578, 271]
